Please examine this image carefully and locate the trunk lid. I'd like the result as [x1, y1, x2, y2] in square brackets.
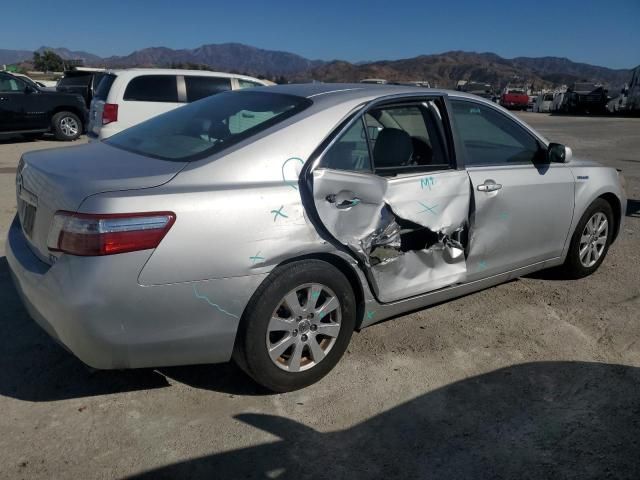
[17, 142, 185, 263]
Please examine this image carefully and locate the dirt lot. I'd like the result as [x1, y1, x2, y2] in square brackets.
[0, 113, 639, 479]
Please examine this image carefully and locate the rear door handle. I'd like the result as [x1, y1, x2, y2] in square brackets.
[477, 180, 502, 192]
[326, 194, 361, 209]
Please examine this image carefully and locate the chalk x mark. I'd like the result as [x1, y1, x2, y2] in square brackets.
[271, 205, 288, 221]
[418, 201, 438, 215]
[250, 251, 265, 264]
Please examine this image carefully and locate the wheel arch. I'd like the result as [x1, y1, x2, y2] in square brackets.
[598, 192, 622, 242]
[274, 252, 367, 330]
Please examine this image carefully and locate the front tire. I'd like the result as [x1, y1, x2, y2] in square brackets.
[52, 111, 82, 141]
[560, 198, 614, 279]
[234, 259, 356, 392]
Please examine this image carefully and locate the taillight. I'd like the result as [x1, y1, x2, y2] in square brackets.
[102, 103, 118, 125]
[47, 212, 175, 256]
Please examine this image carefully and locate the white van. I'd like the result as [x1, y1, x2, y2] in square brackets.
[534, 92, 554, 113]
[87, 69, 270, 140]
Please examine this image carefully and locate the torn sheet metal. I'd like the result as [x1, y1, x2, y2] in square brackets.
[312, 169, 471, 303]
[384, 170, 471, 236]
[371, 245, 467, 303]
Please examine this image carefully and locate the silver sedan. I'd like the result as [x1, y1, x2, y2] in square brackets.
[7, 84, 627, 391]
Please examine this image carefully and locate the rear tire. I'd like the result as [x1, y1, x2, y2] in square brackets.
[233, 259, 356, 392]
[52, 111, 82, 141]
[559, 198, 614, 279]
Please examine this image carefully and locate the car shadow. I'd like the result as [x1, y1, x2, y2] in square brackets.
[626, 199, 640, 218]
[0, 135, 38, 144]
[0, 256, 267, 401]
[127, 361, 640, 480]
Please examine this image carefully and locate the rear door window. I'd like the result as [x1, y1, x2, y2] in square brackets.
[94, 74, 116, 101]
[319, 118, 372, 172]
[364, 101, 451, 175]
[185, 76, 231, 102]
[123, 75, 178, 102]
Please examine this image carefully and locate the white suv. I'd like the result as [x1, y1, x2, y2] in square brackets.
[87, 68, 271, 140]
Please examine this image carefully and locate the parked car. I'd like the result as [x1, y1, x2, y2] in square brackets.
[7, 84, 626, 392]
[360, 79, 388, 84]
[560, 83, 608, 114]
[0, 71, 87, 140]
[391, 81, 431, 88]
[551, 91, 565, 113]
[534, 92, 554, 113]
[458, 81, 494, 100]
[626, 66, 640, 114]
[56, 67, 108, 108]
[87, 68, 270, 140]
[500, 86, 529, 110]
[606, 87, 628, 114]
[9, 72, 51, 89]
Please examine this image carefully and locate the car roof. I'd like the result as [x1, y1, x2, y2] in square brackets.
[252, 83, 484, 107]
[104, 68, 266, 83]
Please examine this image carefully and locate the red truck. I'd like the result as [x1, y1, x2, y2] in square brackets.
[500, 86, 529, 110]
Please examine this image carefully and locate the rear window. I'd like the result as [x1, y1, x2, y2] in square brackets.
[238, 79, 264, 89]
[94, 74, 117, 100]
[106, 91, 312, 161]
[124, 75, 178, 102]
[58, 74, 93, 86]
[185, 76, 231, 102]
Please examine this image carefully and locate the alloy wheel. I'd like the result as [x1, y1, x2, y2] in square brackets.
[579, 212, 608, 268]
[60, 116, 79, 137]
[266, 283, 342, 372]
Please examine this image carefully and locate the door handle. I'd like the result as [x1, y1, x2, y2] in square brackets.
[326, 194, 361, 209]
[477, 180, 502, 192]
[0, 97, 8, 101]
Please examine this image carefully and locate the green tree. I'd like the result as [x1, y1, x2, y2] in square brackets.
[33, 51, 64, 72]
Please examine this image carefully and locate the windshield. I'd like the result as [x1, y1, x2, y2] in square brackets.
[106, 90, 312, 161]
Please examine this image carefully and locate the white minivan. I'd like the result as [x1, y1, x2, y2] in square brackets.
[87, 69, 271, 140]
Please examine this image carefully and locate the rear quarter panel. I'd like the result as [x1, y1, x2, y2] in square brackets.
[79, 101, 364, 286]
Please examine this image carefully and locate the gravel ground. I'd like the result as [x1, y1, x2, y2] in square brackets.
[0, 113, 638, 480]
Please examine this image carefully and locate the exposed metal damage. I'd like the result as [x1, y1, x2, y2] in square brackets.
[313, 169, 472, 303]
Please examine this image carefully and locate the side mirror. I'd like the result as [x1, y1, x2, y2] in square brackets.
[548, 143, 572, 163]
[24, 85, 37, 94]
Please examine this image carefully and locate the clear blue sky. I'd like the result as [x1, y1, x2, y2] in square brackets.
[3, 0, 639, 69]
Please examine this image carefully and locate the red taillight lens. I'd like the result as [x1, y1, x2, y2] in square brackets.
[102, 103, 118, 125]
[47, 212, 175, 256]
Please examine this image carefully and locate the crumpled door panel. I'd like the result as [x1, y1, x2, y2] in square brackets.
[312, 169, 471, 303]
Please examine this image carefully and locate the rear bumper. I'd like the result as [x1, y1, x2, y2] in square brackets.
[87, 124, 119, 142]
[6, 216, 265, 369]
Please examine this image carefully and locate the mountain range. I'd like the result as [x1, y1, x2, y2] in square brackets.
[0, 43, 635, 89]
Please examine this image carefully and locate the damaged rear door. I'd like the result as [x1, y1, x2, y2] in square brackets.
[310, 97, 472, 303]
